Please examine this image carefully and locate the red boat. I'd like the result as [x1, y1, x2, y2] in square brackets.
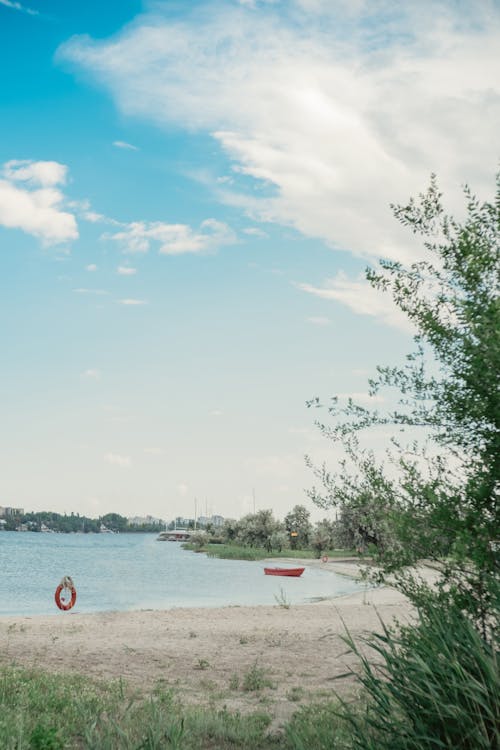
[264, 567, 305, 577]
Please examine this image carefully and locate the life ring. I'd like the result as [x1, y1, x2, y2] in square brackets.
[55, 576, 77, 611]
[321, 555, 329, 563]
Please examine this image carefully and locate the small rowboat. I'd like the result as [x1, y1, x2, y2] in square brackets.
[264, 567, 305, 577]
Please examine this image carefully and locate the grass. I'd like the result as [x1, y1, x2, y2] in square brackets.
[182, 543, 358, 561]
[0, 663, 355, 749]
[194, 658, 210, 671]
[285, 701, 352, 750]
[273, 587, 291, 609]
[285, 686, 305, 703]
[338, 605, 500, 750]
[3, 600, 496, 749]
[0, 666, 278, 749]
[242, 662, 274, 692]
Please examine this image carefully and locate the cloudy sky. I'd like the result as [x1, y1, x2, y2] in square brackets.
[1, 0, 499, 521]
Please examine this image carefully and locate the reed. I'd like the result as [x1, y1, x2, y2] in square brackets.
[191, 543, 356, 561]
[337, 605, 500, 750]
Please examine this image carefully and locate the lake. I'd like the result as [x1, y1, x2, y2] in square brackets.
[0, 531, 365, 616]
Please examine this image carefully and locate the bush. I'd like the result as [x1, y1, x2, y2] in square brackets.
[339, 605, 500, 750]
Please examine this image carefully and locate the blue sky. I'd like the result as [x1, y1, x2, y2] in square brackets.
[1, 0, 499, 521]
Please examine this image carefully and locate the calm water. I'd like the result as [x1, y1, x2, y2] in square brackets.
[0, 532, 365, 616]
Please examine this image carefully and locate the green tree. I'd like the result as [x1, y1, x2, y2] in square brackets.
[284, 505, 312, 549]
[308, 174, 500, 639]
[235, 510, 282, 550]
[221, 518, 240, 542]
[311, 518, 338, 556]
[99, 513, 128, 533]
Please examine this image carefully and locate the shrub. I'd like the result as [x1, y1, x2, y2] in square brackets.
[339, 605, 500, 750]
[242, 662, 273, 692]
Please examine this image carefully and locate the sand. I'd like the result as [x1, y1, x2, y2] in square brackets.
[0, 559, 427, 727]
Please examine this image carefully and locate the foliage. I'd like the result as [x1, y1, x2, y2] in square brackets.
[189, 531, 210, 550]
[0, 666, 277, 749]
[284, 505, 312, 549]
[219, 510, 285, 550]
[307, 174, 500, 635]
[242, 662, 274, 692]
[311, 518, 338, 557]
[338, 605, 500, 750]
[29, 724, 64, 750]
[99, 512, 129, 533]
[6, 510, 163, 534]
[285, 701, 352, 750]
[14, 511, 100, 534]
[185, 543, 355, 561]
[202, 544, 268, 560]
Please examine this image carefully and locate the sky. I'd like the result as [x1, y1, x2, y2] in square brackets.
[0, 0, 499, 522]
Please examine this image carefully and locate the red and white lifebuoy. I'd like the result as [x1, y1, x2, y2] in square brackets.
[321, 555, 329, 563]
[54, 576, 77, 611]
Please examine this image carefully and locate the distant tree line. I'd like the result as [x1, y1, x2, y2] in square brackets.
[3, 501, 389, 551]
[2, 511, 162, 534]
[189, 504, 365, 557]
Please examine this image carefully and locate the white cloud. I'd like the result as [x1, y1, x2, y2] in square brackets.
[59, 2, 500, 264]
[177, 482, 189, 496]
[3, 159, 68, 187]
[113, 140, 139, 150]
[104, 452, 131, 467]
[307, 316, 330, 326]
[84, 211, 107, 223]
[117, 265, 137, 275]
[86, 263, 98, 271]
[209, 409, 223, 416]
[118, 298, 147, 305]
[297, 272, 412, 332]
[0, 0, 38, 15]
[105, 218, 235, 256]
[81, 368, 101, 380]
[243, 226, 268, 238]
[0, 160, 78, 245]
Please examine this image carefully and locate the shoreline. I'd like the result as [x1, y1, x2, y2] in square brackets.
[0, 559, 420, 726]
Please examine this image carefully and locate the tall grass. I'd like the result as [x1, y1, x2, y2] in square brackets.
[285, 701, 352, 750]
[338, 605, 500, 750]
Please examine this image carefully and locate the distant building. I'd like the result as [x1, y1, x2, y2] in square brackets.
[175, 517, 194, 528]
[196, 514, 225, 528]
[127, 515, 164, 526]
[0, 506, 24, 517]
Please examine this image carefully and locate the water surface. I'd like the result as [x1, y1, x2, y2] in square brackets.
[0, 532, 365, 616]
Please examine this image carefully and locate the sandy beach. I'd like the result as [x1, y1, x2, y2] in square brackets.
[0, 560, 422, 727]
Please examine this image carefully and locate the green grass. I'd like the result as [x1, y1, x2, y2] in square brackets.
[182, 544, 358, 561]
[0, 666, 277, 749]
[285, 701, 352, 750]
[241, 662, 274, 692]
[338, 605, 500, 750]
[2, 601, 498, 750]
